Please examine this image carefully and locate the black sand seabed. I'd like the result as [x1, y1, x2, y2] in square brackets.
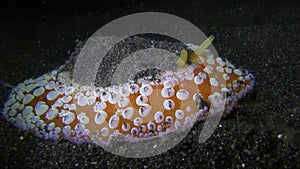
[0, 0, 299, 168]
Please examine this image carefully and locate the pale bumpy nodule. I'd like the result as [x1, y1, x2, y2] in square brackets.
[1, 44, 255, 146]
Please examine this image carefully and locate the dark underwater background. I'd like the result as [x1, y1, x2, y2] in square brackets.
[0, 0, 299, 168]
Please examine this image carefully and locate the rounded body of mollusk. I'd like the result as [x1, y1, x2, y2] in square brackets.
[2, 47, 255, 146]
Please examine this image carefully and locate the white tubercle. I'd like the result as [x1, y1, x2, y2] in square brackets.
[65, 87, 75, 95]
[204, 65, 213, 74]
[122, 107, 134, 119]
[35, 101, 49, 116]
[23, 94, 34, 104]
[101, 127, 109, 137]
[47, 122, 56, 131]
[194, 76, 204, 85]
[119, 86, 130, 97]
[128, 84, 139, 94]
[147, 121, 155, 130]
[118, 98, 130, 108]
[87, 96, 96, 105]
[210, 77, 219, 87]
[233, 69, 242, 76]
[223, 74, 230, 81]
[62, 111, 75, 125]
[216, 57, 225, 66]
[163, 80, 174, 88]
[95, 111, 107, 125]
[25, 84, 37, 93]
[74, 123, 86, 134]
[225, 67, 232, 74]
[46, 91, 59, 101]
[175, 121, 181, 129]
[77, 112, 90, 124]
[36, 79, 48, 87]
[68, 103, 76, 111]
[112, 86, 121, 93]
[46, 108, 58, 120]
[122, 122, 130, 131]
[100, 92, 110, 101]
[216, 66, 224, 73]
[62, 125, 71, 135]
[186, 106, 192, 112]
[131, 127, 138, 135]
[8, 109, 17, 116]
[77, 96, 87, 106]
[166, 116, 173, 124]
[62, 95, 72, 103]
[93, 101, 107, 112]
[93, 87, 103, 97]
[136, 95, 148, 106]
[207, 58, 215, 65]
[109, 115, 119, 129]
[163, 99, 175, 110]
[176, 89, 189, 100]
[199, 72, 207, 79]
[175, 109, 185, 119]
[109, 93, 120, 104]
[154, 111, 164, 123]
[139, 85, 153, 96]
[33, 87, 45, 97]
[161, 87, 175, 98]
[22, 106, 33, 116]
[133, 117, 143, 126]
[15, 92, 24, 101]
[184, 71, 194, 80]
[139, 104, 152, 117]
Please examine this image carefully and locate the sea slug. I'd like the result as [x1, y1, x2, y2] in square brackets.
[1, 39, 255, 147]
